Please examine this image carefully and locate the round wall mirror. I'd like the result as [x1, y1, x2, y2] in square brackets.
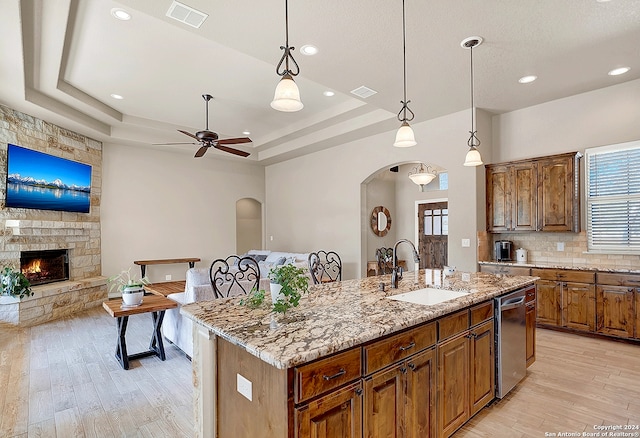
[370, 206, 391, 237]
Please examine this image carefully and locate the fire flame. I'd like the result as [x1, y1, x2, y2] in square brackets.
[23, 259, 42, 274]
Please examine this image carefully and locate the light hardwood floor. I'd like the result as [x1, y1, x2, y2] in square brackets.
[0, 306, 193, 437]
[1, 306, 639, 437]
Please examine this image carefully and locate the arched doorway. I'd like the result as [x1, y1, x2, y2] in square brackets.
[236, 198, 262, 254]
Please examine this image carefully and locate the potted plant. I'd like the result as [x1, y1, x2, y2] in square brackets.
[0, 265, 33, 300]
[108, 268, 150, 306]
[268, 264, 310, 315]
[240, 263, 310, 323]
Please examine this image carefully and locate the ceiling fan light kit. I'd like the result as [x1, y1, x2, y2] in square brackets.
[272, 0, 303, 112]
[393, 0, 416, 148]
[462, 36, 484, 167]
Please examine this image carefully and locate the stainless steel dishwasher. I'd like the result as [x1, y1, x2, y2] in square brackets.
[495, 288, 527, 398]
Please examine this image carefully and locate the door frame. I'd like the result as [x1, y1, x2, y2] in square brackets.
[414, 198, 448, 268]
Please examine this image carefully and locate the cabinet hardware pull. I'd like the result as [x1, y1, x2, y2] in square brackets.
[323, 369, 346, 381]
[400, 367, 407, 374]
[399, 342, 415, 351]
[355, 388, 363, 396]
[408, 363, 416, 371]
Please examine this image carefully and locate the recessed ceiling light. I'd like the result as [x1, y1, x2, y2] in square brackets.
[518, 75, 537, 84]
[110, 93, 124, 100]
[323, 91, 335, 97]
[242, 131, 251, 136]
[300, 45, 318, 56]
[111, 8, 131, 21]
[608, 66, 630, 76]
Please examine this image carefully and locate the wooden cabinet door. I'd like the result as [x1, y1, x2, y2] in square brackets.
[537, 155, 577, 232]
[486, 165, 511, 232]
[562, 282, 595, 332]
[469, 320, 495, 416]
[536, 280, 561, 326]
[636, 291, 640, 339]
[296, 381, 363, 438]
[363, 364, 403, 438]
[405, 348, 436, 438]
[511, 162, 537, 231]
[437, 334, 470, 438]
[525, 301, 536, 367]
[596, 285, 635, 338]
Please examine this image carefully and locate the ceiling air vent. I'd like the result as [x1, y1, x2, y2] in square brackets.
[166, 1, 208, 29]
[350, 86, 378, 99]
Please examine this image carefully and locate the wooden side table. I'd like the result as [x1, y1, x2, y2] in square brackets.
[144, 280, 186, 297]
[133, 257, 201, 278]
[366, 259, 408, 277]
[102, 295, 178, 370]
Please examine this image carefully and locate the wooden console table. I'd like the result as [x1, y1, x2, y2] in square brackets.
[134, 257, 200, 277]
[366, 259, 407, 277]
[102, 295, 177, 370]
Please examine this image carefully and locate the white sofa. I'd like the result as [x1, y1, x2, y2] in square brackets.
[162, 250, 310, 357]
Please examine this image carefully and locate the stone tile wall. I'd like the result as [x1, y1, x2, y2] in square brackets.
[484, 231, 640, 270]
[0, 104, 107, 326]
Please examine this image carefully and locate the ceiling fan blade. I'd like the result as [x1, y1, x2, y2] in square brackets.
[194, 145, 209, 158]
[178, 129, 200, 141]
[217, 137, 252, 145]
[214, 144, 251, 158]
[152, 142, 198, 145]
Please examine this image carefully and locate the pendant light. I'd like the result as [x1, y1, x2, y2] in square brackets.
[462, 36, 483, 166]
[271, 0, 303, 112]
[408, 163, 437, 191]
[393, 0, 416, 147]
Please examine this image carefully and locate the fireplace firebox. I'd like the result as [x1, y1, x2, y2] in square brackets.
[20, 249, 69, 286]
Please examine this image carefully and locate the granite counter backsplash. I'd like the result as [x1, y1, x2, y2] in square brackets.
[180, 269, 536, 369]
[479, 261, 640, 274]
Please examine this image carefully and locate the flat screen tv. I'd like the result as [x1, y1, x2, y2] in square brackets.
[5, 144, 92, 213]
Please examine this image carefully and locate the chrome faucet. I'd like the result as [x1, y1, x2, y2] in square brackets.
[391, 239, 420, 288]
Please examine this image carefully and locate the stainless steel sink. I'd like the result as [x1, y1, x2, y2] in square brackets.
[386, 287, 468, 306]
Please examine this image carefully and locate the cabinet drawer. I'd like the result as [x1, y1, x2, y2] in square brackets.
[525, 285, 536, 303]
[596, 272, 640, 287]
[531, 268, 595, 283]
[295, 347, 362, 404]
[438, 309, 470, 341]
[470, 301, 494, 327]
[363, 322, 436, 375]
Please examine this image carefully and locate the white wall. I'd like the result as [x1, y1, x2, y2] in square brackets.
[365, 172, 397, 266]
[265, 109, 486, 280]
[101, 143, 265, 283]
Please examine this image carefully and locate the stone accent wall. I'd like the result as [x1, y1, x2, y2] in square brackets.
[0, 104, 101, 277]
[0, 104, 106, 326]
[484, 231, 640, 270]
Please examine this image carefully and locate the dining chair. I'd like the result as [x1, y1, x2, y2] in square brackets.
[209, 255, 260, 299]
[375, 247, 395, 275]
[308, 250, 342, 285]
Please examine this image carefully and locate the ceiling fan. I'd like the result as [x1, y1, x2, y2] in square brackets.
[155, 94, 252, 158]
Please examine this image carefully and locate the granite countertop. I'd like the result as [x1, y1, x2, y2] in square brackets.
[180, 269, 537, 370]
[478, 260, 640, 274]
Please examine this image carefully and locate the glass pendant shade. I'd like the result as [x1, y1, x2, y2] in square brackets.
[409, 172, 436, 186]
[393, 121, 417, 147]
[463, 146, 483, 166]
[271, 74, 303, 112]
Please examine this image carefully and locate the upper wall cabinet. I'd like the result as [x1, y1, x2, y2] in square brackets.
[486, 152, 581, 232]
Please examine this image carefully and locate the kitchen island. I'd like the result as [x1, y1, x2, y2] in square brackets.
[181, 269, 537, 438]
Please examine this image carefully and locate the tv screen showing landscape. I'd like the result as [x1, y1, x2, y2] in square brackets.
[5, 144, 92, 213]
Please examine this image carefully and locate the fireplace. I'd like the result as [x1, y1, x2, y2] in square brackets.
[20, 249, 70, 286]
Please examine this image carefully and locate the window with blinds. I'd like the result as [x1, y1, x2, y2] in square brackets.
[586, 140, 640, 252]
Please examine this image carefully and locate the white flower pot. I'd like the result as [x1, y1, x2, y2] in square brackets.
[270, 283, 283, 304]
[122, 286, 144, 306]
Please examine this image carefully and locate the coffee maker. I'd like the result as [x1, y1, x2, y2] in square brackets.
[494, 240, 513, 262]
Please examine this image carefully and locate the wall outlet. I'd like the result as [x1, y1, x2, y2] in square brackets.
[557, 242, 565, 251]
[270, 235, 274, 241]
[461, 238, 470, 247]
[237, 373, 252, 401]
[165, 274, 172, 281]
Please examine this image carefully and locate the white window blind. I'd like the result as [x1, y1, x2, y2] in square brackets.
[586, 140, 640, 252]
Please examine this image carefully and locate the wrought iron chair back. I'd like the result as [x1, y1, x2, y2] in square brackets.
[375, 247, 395, 275]
[209, 255, 260, 299]
[308, 250, 342, 285]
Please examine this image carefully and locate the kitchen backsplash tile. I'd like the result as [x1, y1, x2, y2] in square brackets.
[480, 231, 640, 270]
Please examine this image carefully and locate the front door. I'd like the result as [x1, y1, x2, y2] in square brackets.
[418, 202, 448, 269]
